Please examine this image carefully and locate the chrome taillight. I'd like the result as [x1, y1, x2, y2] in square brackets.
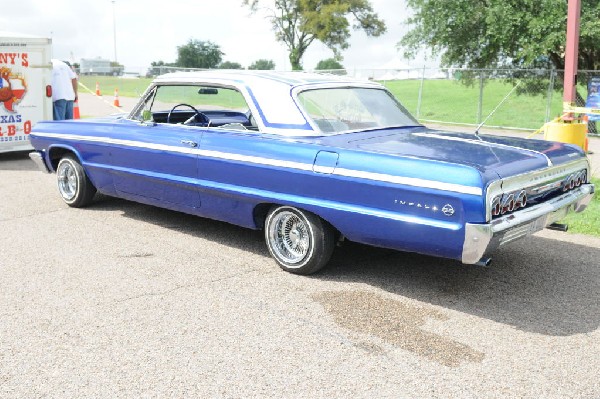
[490, 168, 587, 220]
[501, 193, 515, 214]
[515, 190, 527, 208]
[575, 171, 585, 187]
[562, 175, 572, 192]
[491, 196, 501, 216]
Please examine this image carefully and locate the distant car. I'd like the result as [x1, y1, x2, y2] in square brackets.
[28, 71, 595, 274]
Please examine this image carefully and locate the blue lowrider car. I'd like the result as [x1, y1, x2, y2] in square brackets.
[29, 71, 595, 274]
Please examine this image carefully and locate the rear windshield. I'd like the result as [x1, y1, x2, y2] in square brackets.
[297, 87, 419, 134]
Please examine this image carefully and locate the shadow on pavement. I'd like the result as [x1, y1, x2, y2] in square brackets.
[84, 195, 600, 337]
[318, 237, 600, 337]
[87, 195, 268, 258]
[0, 151, 38, 171]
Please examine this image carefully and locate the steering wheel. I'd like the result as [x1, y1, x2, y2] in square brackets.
[166, 103, 209, 125]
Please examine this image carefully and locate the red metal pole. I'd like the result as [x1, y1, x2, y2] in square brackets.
[563, 0, 581, 107]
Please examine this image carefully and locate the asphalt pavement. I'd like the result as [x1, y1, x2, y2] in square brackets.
[77, 91, 138, 118]
[0, 95, 599, 397]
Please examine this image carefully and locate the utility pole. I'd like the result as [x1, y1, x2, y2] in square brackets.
[112, 0, 117, 63]
[547, 0, 588, 151]
[563, 0, 581, 110]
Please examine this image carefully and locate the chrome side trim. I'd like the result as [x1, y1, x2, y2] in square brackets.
[199, 149, 313, 172]
[334, 168, 483, 195]
[30, 131, 484, 196]
[32, 132, 199, 155]
[29, 151, 51, 173]
[87, 161, 462, 230]
[463, 183, 595, 264]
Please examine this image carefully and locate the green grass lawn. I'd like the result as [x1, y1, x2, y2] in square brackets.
[381, 79, 565, 130]
[562, 177, 600, 237]
[78, 76, 246, 108]
[78, 75, 152, 98]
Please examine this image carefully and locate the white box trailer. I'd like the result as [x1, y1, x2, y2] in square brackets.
[0, 32, 52, 153]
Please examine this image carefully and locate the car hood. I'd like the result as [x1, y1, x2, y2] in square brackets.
[326, 127, 585, 179]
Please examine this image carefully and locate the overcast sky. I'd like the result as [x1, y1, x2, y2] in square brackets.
[2, 0, 436, 72]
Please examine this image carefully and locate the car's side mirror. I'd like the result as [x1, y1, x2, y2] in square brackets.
[139, 110, 156, 126]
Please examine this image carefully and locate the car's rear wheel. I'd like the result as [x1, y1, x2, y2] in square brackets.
[56, 155, 96, 207]
[265, 206, 334, 275]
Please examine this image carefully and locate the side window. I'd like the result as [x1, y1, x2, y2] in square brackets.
[133, 84, 258, 131]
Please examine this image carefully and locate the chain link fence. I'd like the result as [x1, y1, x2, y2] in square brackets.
[316, 68, 598, 134]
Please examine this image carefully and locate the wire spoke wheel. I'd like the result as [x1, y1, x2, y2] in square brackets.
[270, 211, 311, 264]
[265, 206, 335, 275]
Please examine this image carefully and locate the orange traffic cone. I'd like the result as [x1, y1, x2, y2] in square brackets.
[585, 137, 589, 152]
[95, 82, 101, 96]
[582, 115, 590, 153]
[113, 88, 120, 107]
[73, 99, 80, 119]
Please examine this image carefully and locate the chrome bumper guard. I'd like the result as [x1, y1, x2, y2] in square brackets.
[29, 151, 51, 174]
[462, 183, 595, 264]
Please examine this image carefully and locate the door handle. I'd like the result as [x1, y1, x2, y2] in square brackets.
[181, 140, 198, 148]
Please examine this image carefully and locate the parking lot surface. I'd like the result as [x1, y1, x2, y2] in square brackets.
[1, 148, 599, 398]
[3, 92, 600, 397]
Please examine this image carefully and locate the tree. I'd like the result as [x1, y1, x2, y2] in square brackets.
[243, 0, 386, 70]
[315, 58, 344, 70]
[248, 59, 276, 70]
[176, 39, 224, 69]
[219, 61, 244, 69]
[400, 0, 600, 71]
[150, 60, 177, 68]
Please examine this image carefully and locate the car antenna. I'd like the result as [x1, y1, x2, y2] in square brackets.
[474, 81, 521, 137]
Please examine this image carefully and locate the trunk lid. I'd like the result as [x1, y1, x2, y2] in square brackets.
[325, 127, 584, 179]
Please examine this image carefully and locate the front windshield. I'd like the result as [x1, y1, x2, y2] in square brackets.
[150, 85, 249, 112]
[131, 84, 258, 130]
[297, 87, 419, 134]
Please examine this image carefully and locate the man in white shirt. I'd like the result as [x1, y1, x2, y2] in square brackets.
[51, 59, 78, 120]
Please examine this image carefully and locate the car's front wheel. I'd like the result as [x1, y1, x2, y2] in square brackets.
[264, 206, 335, 275]
[56, 155, 96, 207]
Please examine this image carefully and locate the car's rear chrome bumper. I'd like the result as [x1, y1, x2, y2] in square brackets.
[29, 151, 51, 174]
[462, 183, 595, 264]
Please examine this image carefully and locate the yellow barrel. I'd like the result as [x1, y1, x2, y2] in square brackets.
[544, 122, 587, 150]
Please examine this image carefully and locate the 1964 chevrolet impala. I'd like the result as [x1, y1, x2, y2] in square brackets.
[29, 71, 595, 274]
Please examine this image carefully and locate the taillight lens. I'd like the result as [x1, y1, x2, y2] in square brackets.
[515, 190, 527, 208]
[491, 197, 501, 216]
